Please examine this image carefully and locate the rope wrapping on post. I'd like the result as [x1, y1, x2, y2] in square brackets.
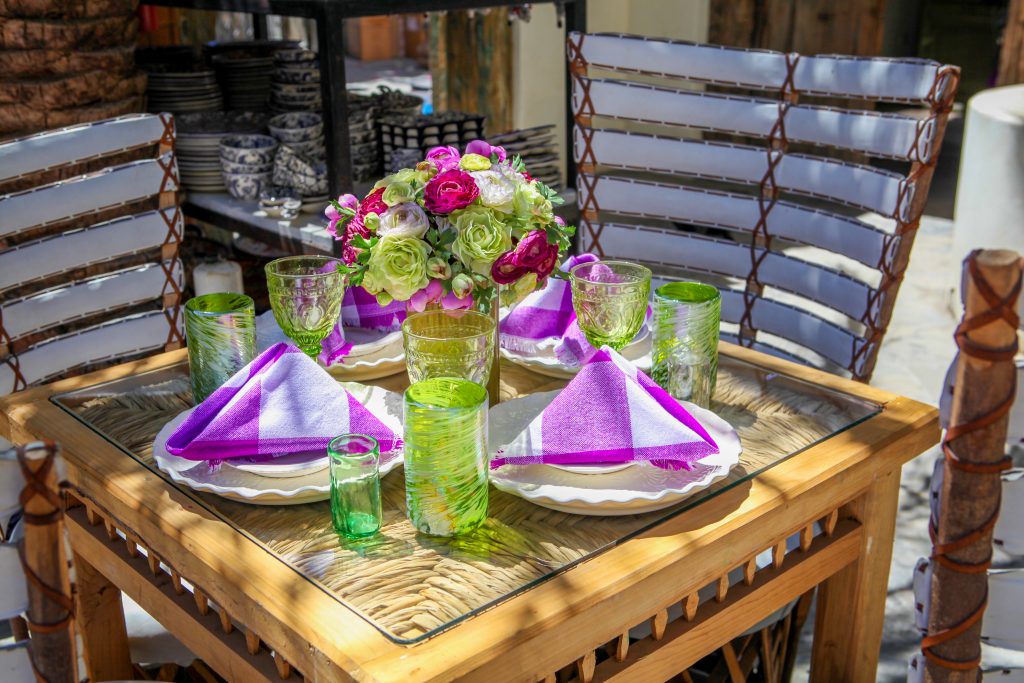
[922, 249, 1021, 681]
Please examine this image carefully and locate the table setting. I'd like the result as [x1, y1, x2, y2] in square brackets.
[156, 139, 743, 540]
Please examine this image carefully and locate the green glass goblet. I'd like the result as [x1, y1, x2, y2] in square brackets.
[570, 260, 652, 351]
[265, 256, 345, 360]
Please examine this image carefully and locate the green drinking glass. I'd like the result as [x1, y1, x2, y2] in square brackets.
[265, 256, 345, 360]
[184, 293, 256, 404]
[328, 434, 382, 538]
[650, 282, 721, 408]
[402, 310, 496, 386]
[570, 261, 652, 351]
[403, 378, 489, 537]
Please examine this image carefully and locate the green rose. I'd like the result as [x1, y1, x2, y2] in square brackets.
[449, 206, 512, 276]
[382, 181, 416, 207]
[513, 182, 554, 227]
[459, 153, 491, 172]
[362, 235, 430, 301]
[374, 168, 428, 190]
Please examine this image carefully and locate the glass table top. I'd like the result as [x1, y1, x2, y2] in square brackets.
[51, 356, 879, 644]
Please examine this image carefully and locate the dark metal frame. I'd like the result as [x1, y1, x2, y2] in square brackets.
[145, 0, 586, 197]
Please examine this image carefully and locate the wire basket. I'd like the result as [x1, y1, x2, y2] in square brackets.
[379, 111, 485, 160]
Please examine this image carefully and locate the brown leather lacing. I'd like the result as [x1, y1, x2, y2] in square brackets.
[158, 206, 185, 350]
[921, 250, 1020, 671]
[0, 306, 28, 392]
[14, 440, 75, 683]
[567, 34, 605, 256]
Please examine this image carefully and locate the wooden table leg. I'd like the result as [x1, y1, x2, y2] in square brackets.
[810, 469, 902, 683]
[73, 548, 135, 681]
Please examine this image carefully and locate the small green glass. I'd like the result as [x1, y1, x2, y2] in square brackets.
[328, 434, 382, 538]
[650, 282, 721, 408]
[184, 293, 256, 404]
[402, 310, 496, 386]
[403, 378, 488, 537]
[265, 256, 345, 360]
[570, 260, 652, 351]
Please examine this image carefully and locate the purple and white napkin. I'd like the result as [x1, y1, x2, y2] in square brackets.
[491, 346, 719, 471]
[500, 253, 602, 366]
[319, 286, 406, 366]
[166, 342, 400, 461]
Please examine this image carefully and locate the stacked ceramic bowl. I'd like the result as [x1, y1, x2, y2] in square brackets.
[220, 134, 278, 200]
[269, 112, 328, 198]
[176, 111, 267, 192]
[269, 48, 321, 113]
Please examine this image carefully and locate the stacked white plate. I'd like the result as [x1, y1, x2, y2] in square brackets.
[270, 48, 322, 113]
[145, 69, 223, 114]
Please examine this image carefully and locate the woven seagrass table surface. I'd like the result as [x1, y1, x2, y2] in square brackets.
[47, 355, 877, 644]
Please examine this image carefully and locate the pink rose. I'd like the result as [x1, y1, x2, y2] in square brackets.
[465, 139, 506, 162]
[425, 146, 461, 173]
[491, 251, 527, 285]
[423, 170, 479, 214]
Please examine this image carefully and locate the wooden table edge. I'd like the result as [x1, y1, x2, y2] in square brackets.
[0, 345, 940, 682]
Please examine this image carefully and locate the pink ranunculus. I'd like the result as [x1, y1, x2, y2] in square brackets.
[425, 145, 461, 173]
[554, 215, 566, 227]
[337, 193, 359, 211]
[465, 139, 506, 163]
[441, 290, 473, 310]
[327, 217, 341, 239]
[510, 230, 553, 270]
[535, 244, 560, 280]
[325, 205, 340, 221]
[423, 170, 479, 214]
[359, 187, 387, 218]
[491, 251, 527, 285]
[408, 279, 444, 312]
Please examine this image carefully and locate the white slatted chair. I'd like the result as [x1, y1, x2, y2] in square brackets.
[0, 438, 144, 683]
[0, 114, 184, 396]
[567, 33, 960, 381]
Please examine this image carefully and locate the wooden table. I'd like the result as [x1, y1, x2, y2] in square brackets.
[0, 343, 937, 683]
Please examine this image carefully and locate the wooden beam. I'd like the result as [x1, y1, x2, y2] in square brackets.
[73, 548, 135, 682]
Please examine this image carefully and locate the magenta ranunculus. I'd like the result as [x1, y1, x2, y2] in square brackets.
[510, 230, 553, 270]
[535, 244, 560, 279]
[465, 139, 507, 163]
[359, 187, 387, 217]
[425, 145, 461, 173]
[423, 170, 479, 214]
[490, 251, 527, 285]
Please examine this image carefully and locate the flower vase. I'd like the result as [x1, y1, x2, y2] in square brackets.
[406, 297, 501, 406]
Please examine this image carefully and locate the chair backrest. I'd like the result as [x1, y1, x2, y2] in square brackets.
[0, 113, 184, 395]
[567, 33, 960, 381]
[0, 440, 76, 683]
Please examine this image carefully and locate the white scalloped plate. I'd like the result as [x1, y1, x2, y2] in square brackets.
[500, 326, 652, 380]
[151, 382, 404, 505]
[488, 391, 741, 515]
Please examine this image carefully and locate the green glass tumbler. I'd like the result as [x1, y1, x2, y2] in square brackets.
[570, 261, 652, 351]
[265, 256, 345, 360]
[650, 282, 721, 408]
[184, 293, 256, 404]
[403, 378, 489, 537]
[402, 310, 496, 386]
[328, 434, 382, 538]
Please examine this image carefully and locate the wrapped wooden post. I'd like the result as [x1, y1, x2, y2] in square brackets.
[923, 249, 1021, 681]
[18, 442, 77, 683]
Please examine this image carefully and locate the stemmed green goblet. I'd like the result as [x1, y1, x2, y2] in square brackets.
[570, 260, 652, 352]
[265, 256, 345, 360]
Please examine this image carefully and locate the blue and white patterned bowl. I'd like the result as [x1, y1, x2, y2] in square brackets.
[274, 48, 317, 63]
[220, 158, 273, 174]
[220, 135, 278, 165]
[223, 171, 272, 200]
[268, 112, 323, 143]
[275, 66, 320, 84]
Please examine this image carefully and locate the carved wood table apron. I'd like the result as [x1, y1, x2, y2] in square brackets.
[0, 343, 938, 683]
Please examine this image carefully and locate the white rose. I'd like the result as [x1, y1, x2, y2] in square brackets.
[378, 202, 430, 239]
[470, 169, 516, 213]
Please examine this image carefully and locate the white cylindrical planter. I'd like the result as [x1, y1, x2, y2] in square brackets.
[952, 85, 1024, 292]
[193, 260, 244, 297]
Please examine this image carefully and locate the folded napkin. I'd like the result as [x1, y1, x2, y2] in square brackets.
[500, 253, 601, 365]
[319, 286, 406, 367]
[166, 342, 400, 461]
[491, 346, 719, 471]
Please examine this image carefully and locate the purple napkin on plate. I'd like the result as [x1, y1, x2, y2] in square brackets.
[319, 286, 406, 367]
[500, 253, 602, 365]
[491, 346, 719, 471]
[166, 342, 400, 461]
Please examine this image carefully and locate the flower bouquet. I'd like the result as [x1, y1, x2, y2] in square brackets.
[323, 140, 575, 314]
